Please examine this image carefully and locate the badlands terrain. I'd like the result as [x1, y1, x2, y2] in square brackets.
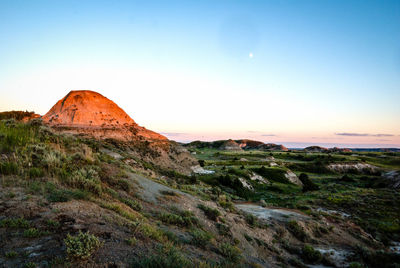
[0, 91, 399, 267]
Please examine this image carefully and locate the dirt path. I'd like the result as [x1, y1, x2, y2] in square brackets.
[235, 203, 310, 222]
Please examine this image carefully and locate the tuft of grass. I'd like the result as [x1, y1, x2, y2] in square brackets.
[121, 198, 143, 212]
[28, 167, 44, 178]
[218, 195, 235, 212]
[301, 244, 322, 264]
[0, 161, 19, 175]
[101, 202, 139, 222]
[159, 210, 199, 227]
[126, 237, 137, 246]
[137, 222, 165, 242]
[197, 204, 220, 221]
[189, 228, 213, 248]
[160, 229, 181, 244]
[0, 120, 38, 153]
[160, 190, 179, 196]
[244, 233, 253, 242]
[219, 242, 242, 262]
[64, 231, 102, 260]
[23, 228, 48, 238]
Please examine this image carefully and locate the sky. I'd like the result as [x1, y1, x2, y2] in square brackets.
[0, 0, 399, 148]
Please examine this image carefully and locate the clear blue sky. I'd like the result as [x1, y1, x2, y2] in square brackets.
[0, 0, 399, 147]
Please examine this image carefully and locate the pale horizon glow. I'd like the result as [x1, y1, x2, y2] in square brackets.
[0, 0, 399, 148]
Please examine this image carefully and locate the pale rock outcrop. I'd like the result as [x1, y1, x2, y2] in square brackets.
[284, 170, 303, 186]
[239, 177, 254, 190]
[250, 172, 269, 184]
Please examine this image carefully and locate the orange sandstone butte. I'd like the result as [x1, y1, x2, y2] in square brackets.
[43, 90, 166, 141]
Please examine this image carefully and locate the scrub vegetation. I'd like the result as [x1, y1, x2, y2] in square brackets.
[1, 117, 399, 267]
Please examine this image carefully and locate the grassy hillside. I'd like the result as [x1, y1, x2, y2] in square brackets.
[1, 119, 400, 267]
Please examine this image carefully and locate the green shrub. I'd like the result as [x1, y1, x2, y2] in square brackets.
[22, 262, 37, 268]
[244, 213, 258, 227]
[302, 244, 322, 264]
[130, 243, 191, 268]
[5, 251, 18, 258]
[64, 231, 102, 260]
[43, 151, 62, 171]
[349, 263, 363, 268]
[160, 213, 186, 226]
[46, 188, 71, 202]
[287, 220, 308, 242]
[218, 195, 235, 212]
[23, 228, 43, 238]
[45, 182, 89, 202]
[219, 243, 242, 262]
[116, 178, 131, 192]
[65, 167, 102, 195]
[189, 228, 212, 248]
[46, 219, 60, 228]
[198, 204, 220, 221]
[216, 223, 231, 236]
[0, 217, 30, 228]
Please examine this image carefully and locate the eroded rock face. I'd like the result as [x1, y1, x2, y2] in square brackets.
[42, 90, 166, 141]
[327, 163, 379, 174]
[43, 90, 135, 127]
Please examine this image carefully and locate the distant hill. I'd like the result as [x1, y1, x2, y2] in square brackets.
[184, 139, 288, 151]
[0, 110, 40, 121]
[304, 146, 329, 153]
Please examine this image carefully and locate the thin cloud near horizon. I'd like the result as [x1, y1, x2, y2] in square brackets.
[335, 133, 394, 137]
[160, 132, 187, 136]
